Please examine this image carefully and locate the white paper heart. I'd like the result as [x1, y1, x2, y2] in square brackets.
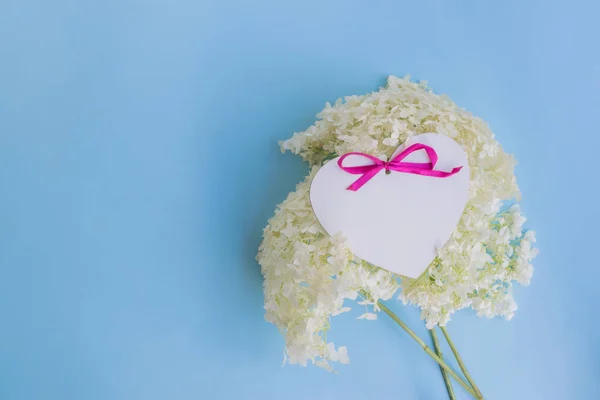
[310, 133, 470, 278]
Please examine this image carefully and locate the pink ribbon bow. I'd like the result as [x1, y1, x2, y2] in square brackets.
[337, 143, 463, 191]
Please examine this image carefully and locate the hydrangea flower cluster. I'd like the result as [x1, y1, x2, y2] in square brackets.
[257, 76, 538, 369]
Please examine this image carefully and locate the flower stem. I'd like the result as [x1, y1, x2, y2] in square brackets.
[376, 300, 479, 398]
[440, 326, 484, 399]
[430, 327, 456, 400]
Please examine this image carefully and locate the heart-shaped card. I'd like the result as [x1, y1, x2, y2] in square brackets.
[310, 133, 470, 278]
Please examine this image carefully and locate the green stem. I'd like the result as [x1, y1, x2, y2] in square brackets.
[430, 327, 456, 400]
[376, 301, 479, 398]
[440, 326, 484, 399]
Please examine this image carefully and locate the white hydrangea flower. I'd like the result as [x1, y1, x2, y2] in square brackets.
[258, 76, 538, 369]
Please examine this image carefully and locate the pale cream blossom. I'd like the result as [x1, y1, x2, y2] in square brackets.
[258, 76, 538, 369]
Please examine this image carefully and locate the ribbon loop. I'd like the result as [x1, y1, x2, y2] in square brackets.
[337, 143, 463, 191]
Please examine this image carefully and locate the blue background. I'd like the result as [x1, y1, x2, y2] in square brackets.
[1, 1, 599, 399]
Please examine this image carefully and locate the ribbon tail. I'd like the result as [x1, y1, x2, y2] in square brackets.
[346, 166, 384, 191]
[425, 165, 463, 178]
[436, 165, 463, 177]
